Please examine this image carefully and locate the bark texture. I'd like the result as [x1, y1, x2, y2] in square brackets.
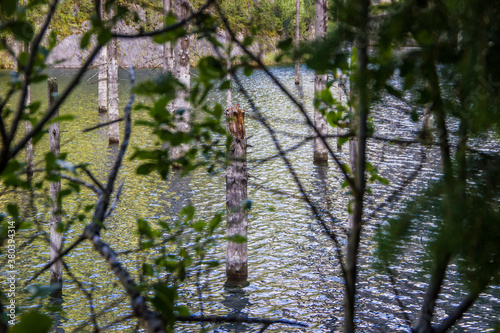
[313, 0, 328, 165]
[172, 0, 191, 160]
[163, 0, 174, 72]
[226, 104, 248, 281]
[108, 35, 119, 143]
[294, 0, 300, 85]
[48, 78, 62, 295]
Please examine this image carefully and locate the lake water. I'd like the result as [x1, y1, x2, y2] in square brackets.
[0, 66, 499, 332]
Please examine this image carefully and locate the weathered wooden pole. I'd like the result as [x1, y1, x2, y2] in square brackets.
[226, 104, 248, 282]
[172, 0, 191, 160]
[48, 78, 62, 295]
[108, 5, 119, 144]
[313, 0, 328, 165]
[163, 0, 174, 72]
[294, 0, 300, 85]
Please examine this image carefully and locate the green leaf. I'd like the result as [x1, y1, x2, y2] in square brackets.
[227, 234, 247, 243]
[80, 31, 92, 49]
[242, 35, 253, 46]
[48, 115, 75, 124]
[136, 163, 156, 175]
[243, 66, 254, 77]
[11, 310, 52, 333]
[7, 203, 19, 221]
[8, 21, 34, 42]
[97, 29, 112, 45]
[1, 0, 17, 17]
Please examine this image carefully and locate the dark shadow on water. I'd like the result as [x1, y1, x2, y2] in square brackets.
[49, 295, 65, 333]
[219, 281, 251, 332]
[166, 170, 193, 219]
[312, 165, 331, 213]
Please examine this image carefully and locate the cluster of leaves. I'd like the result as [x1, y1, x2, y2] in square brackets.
[136, 206, 224, 330]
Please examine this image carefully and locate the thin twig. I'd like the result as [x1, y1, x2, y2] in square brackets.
[82, 118, 124, 133]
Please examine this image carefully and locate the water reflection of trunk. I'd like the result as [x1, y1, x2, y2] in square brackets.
[49, 296, 65, 333]
[313, 165, 331, 212]
[220, 283, 251, 332]
[107, 143, 119, 173]
[166, 170, 192, 219]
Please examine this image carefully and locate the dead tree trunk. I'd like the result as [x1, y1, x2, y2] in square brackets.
[108, 9, 119, 144]
[22, 52, 33, 178]
[347, 137, 357, 229]
[172, 0, 191, 160]
[48, 78, 62, 296]
[313, 0, 328, 165]
[98, 47, 108, 113]
[163, 0, 174, 72]
[294, 0, 300, 85]
[226, 32, 232, 108]
[98, 0, 108, 113]
[25, 84, 33, 178]
[226, 104, 248, 282]
[19, 0, 33, 178]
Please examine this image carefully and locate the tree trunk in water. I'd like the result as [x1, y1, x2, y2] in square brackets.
[108, 35, 119, 144]
[172, 0, 191, 161]
[336, 76, 343, 151]
[98, 46, 108, 113]
[345, 0, 370, 330]
[227, 32, 232, 108]
[294, 0, 300, 85]
[313, 0, 328, 165]
[25, 84, 33, 178]
[21, 45, 33, 178]
[48, 78, 62, 297]
[226, 104, 248, 282]
[98, 0, 108, 113]
[347, 137, 357, 229]
[163, 0, 174, 72]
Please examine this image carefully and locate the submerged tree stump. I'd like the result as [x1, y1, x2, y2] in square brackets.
[98, 46, 108, 113]
[226, 104, 248, 281]
[313, 0, 329, 165]
[108, 15, 119, 144]
[171, 0, 191, 161]
[294, 0, 300, 85]
[48, 78, 62, 296]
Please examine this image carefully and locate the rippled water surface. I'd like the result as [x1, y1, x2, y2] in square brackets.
[0, 66, 499, 332]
